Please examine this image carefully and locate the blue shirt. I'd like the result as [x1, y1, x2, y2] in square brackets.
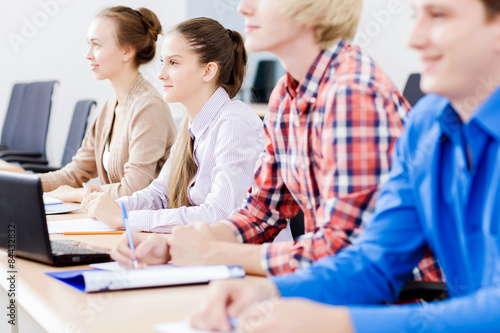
[272, 88, 500, 332]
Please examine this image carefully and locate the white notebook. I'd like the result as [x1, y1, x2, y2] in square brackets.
[47, 218, 123, 234]
[46, 264, 245, 293]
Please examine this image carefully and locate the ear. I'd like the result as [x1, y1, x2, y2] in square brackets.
[202, 62, 219, 84]
[122, 45, 136, 63]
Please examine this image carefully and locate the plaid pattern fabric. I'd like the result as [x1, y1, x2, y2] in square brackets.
[222, 39, 442, 279]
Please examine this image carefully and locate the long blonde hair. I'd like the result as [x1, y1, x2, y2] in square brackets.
[166, 18, 247, 209]
[167, 117, 197, 208]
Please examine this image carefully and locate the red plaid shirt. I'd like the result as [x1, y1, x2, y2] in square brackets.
[222, 39, 442, 281]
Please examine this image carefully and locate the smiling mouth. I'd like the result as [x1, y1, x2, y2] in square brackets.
[420, 56, 442, 71]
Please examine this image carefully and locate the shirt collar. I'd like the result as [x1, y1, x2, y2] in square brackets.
[438, 100, 463, 141]
[437, 86, 500, 142]
[188, 87, 229, 139]
[470, 85, 500, 141]
[285, 38, 345, 112]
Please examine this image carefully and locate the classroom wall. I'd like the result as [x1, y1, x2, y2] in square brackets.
[0, 0, 419, 167]
[356, 0, 421, 89]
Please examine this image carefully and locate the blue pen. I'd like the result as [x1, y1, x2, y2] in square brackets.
[120, 202, 139, 269]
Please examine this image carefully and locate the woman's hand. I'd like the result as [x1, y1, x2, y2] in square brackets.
[45, 185, 85, 203]
[86, 192, 123, 227]
[81, 184, 104, 210]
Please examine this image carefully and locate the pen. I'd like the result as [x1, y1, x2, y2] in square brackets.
[83, 182, 94, 193]
[63, 231, 125, 235]
[120, 202, 138, 269]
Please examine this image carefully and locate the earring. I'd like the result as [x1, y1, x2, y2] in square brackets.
[203, 80, 206, 84]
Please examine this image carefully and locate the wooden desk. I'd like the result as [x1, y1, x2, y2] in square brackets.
[0, 160, 24, 173]
[0, 212, 259, 333]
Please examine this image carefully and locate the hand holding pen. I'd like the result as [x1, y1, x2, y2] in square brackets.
[120, 202, 139, 269]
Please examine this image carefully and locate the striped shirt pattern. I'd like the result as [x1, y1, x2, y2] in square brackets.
[117, 87, 264, 233]
[221, 39, 441, 280]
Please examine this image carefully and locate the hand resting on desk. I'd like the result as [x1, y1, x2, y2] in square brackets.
[45, 184, 86, 203]
[82, 185, 123, 228]
[188, 279, 353, 333]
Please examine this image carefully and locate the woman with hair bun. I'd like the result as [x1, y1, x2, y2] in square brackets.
[83, 17, 264, 236]
[40, 6, 176, 202]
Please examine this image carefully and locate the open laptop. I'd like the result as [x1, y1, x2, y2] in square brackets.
[0, 171, 111, 266]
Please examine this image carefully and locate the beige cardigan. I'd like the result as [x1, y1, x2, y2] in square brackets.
[40, 74, 176, 199]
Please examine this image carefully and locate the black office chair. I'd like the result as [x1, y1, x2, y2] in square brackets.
[290, 209, 305, 240]
[397, 281, 448, 302]
[0, 80, 58, 161]
[0, 83, 28, 150]
[402, 73, 425, 107]
[251, 60, 278, 103]
[21, 99, 96, 173]
[289, 207, 448, 303]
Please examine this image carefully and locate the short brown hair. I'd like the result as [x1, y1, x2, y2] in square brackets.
[97, 6, 162, 67]
[481, 0, 500, 20]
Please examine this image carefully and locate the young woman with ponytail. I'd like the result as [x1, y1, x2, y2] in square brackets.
[83, 17, 264, 234]
[41, 6, 176, 202]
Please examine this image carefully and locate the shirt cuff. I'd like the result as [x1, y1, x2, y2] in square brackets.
[220, 219, 245, 243]
[348, 305, 419, 333]
[127, 210, 153, 232]
[271, 271, 312, 298]
[260, 241, 295, 276]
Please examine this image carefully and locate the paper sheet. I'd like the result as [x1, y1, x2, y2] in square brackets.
[47, 218, 124, 234]
[45, 203, 81, 215]
[43, 195, 63, 205]
[90, 262, 175, 271]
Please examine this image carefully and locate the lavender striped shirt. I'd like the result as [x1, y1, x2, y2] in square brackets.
[117, 87, 264, 232]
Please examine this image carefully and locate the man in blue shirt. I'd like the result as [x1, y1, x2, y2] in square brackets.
[188, 0, 500, 332]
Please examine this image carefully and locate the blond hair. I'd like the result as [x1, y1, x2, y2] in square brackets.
[277, 0, 362, 49]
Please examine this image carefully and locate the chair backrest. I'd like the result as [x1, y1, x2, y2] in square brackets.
[60, 99, 96, 167]
[1, 83, 28, 145]
[289, 209, 305, 240]
[3, 81, 58, 157]
[402, 73, 425, 107]
[251, 60, 278, 103]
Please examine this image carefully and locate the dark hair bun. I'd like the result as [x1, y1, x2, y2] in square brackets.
[98, 6, 163, 66]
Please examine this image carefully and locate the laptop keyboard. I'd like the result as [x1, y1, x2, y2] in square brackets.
[51, 240, 106, 255]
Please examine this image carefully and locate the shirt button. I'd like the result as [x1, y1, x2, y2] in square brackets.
[301, 164, 306, 170]
[306, 203, 312, 210]
[310, 97, 316, 104]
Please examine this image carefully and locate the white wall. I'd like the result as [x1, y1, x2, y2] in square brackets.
[0, 0, 186, 166]
[355, 0, 421, 90]
[0, 0, 419, 166]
